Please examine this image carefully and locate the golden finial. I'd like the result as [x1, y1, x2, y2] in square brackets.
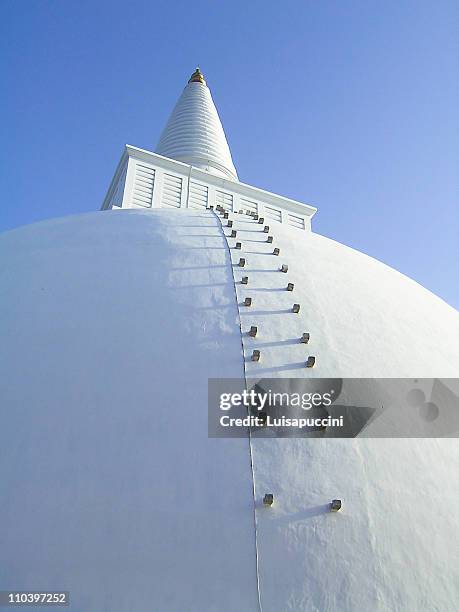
[188, 67, 206, 85]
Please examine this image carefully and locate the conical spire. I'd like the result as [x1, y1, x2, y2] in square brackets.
[155, 68, 238, 181]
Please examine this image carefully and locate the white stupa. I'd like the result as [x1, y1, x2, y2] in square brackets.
[1, 69, 459, 611]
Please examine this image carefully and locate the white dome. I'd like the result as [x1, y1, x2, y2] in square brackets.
[1, 209, 458, 611]
[155, 70, 238, 180]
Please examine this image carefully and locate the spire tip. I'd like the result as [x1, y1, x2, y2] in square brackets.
[188, 67, 206, 85]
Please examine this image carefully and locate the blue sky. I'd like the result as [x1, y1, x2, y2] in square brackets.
[1, 0, 458, 307]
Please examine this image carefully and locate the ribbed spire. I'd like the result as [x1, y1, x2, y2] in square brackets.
[155, 68, 238, 181]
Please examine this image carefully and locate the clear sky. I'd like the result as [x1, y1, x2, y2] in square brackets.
[1, 0, 458, 308]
